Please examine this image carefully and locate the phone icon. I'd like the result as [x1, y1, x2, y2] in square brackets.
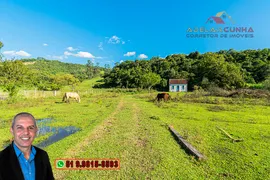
[57, 160, 65, 168]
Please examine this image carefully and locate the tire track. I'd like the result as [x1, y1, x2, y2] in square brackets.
[54, 98, 124, 179]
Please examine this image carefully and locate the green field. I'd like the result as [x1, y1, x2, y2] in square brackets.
[0, 79, 269, 179]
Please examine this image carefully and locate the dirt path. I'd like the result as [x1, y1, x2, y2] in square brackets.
[54, 96, 159, 179]
[54, 98, 124, 179]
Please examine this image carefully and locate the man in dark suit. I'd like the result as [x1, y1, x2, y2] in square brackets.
[0, 112, 54, 180]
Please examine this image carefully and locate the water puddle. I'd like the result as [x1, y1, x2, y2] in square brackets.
[36, 126, 80, 148]
[35, 118, 80, 148]
[3, 118, 80, 148]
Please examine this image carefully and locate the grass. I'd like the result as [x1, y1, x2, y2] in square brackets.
[0, 81, 269, 179]
[246, 83, 264, 89]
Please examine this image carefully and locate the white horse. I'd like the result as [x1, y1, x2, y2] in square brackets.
[62, 92, 80, 103]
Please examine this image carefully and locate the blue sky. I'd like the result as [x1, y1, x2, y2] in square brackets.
[0, 0, 270, 66]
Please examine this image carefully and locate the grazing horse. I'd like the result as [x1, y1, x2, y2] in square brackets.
[62, 92, 80, 103]
[156, 93, 171, 102]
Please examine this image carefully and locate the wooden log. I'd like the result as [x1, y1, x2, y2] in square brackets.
[169, 125, 206, 160]
[217, 127, 243, 142]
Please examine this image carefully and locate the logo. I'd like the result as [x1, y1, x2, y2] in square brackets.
[206, 11, 235, 24]
[186, 11, 254, 38]
[56, 160, 65, 168]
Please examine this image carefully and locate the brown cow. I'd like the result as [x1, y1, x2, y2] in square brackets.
[156, 93, 171, 102]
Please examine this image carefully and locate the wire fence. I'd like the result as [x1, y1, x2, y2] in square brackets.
[0, 89, 107, 99]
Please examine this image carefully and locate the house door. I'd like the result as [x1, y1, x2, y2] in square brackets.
[176, 85, 180, 92]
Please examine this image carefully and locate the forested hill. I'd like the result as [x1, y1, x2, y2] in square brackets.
[21, 58, 86, 78]
[103, 48, 270, 90]
[0, 57, 105, 95]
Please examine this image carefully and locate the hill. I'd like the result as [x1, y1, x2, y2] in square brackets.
[21, 58, 87, 80]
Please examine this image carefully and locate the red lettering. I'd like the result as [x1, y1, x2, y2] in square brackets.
[114, 160, 119, 168]
[91, 160, 94, 167]
[76, 160, 80, 168]
[81, 160, 85, 168]
[86, 160, 90, 168]
[110, 161, 114, 168]
[101, 161, 105, 168]
[95, 160, 99, 168]
[106, 160, 110, 168]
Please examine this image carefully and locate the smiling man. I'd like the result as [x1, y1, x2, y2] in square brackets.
[0, 112, 54, 180]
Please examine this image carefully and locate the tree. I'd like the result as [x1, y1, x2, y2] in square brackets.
[188, 51, 200, 59]
[0, 60, 29, 98]
[159, 78, 168, 90]
[51, 73, 80, 91]
[141, 72, 161, 91]
[0, 41, 3, 61]
[86, 60, 94, 79]
[263, 77, 270, 90]
[103, 49, 270, 90]
[196, 53, 245, 89]
[93, 62, 100, 77]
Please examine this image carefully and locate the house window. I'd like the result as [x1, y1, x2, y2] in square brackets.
[172, 85, 174, 90]
[182, 85, 185, 90]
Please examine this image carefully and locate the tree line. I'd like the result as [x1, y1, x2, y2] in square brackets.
[1, 40, 270, 97]
[0, 42, 108, 98]
[103, 49, 270, 91]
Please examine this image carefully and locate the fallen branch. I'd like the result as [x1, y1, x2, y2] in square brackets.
[169, 125, 206, 160]
[217, 126, 243, 142]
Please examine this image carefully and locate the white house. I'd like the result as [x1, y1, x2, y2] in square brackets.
[169, 79, 188, 92]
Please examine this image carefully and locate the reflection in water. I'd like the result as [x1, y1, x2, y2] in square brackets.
[35, 118, 80, 148]
[2, 118, 80, 148]
[36, 126, 80, 148]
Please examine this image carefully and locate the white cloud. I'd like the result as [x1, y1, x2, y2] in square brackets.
[67, 47, 77, 51]
[43, 43, 48, 46]
[98, 42, 103, 50]
[76, 51, 95, 58]
[108, 35, 126, 44]
[138, 54, 148, 59]
[3, 50, 31, 57]
[64, 51, 73, 56]
[16, 50, 31, 57]
[64, 51, 96, 59]
[120, 60, 124, 63]
[3, 51, 15, 55]
[108, 35, 120, 44]
[124, 51, 136, 57]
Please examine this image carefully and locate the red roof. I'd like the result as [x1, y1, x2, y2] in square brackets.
[206, 16, 225, 24]
[169, 79, 188, 84]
